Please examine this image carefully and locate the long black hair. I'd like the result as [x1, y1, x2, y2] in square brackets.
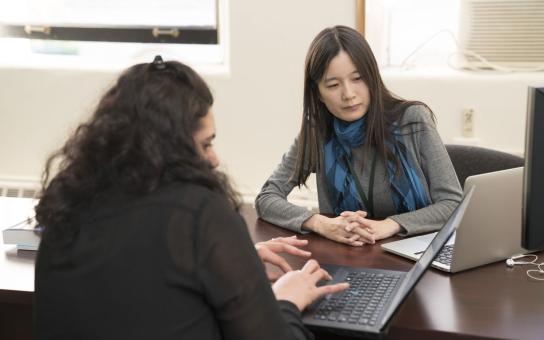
[293, 25, 434, 185]
[35, 58, 240, 245]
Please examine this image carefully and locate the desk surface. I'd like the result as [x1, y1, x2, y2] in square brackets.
[1, 206, 543, 340]
[0, 196, 36, 304]
[0, 244, 34, 307]
[240, 205, 544, 340]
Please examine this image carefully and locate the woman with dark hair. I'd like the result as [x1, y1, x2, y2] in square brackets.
[256, 26, 462, 246]
[34, 56, 347, 340]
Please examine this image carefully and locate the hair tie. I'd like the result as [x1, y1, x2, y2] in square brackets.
[152, 55, 166, 70]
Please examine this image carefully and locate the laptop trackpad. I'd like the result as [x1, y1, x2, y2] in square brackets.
[317, 264, 343, 286]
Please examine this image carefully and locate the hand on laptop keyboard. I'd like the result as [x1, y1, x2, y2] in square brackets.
[272, 259, 349, 311]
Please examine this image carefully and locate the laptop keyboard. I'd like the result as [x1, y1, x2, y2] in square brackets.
[434, 245, 453, 265]
[313, 272, 401, 326]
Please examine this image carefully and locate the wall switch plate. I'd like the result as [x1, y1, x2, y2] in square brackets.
[462, 108, 475, 138]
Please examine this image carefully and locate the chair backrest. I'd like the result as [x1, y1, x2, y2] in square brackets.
[445, 144, 524, 188]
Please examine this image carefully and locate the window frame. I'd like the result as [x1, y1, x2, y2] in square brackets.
[356, 0, 366, 36]
[0, 1, 228, 70]
[0, 0, 219, 45]
[0, 24, 218, 45]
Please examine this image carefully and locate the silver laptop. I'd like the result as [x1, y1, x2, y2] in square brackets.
[381, 167, 526, 273]
[302, 187, 474, 338]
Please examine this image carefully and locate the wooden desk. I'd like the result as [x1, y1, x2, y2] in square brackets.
[0, 244, 34, 340]
[240, 205, 544, 340]
[1, 206, 543, 340]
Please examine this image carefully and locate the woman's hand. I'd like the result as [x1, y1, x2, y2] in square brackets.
[255, 236, 311, 281]
[272, 259, 349, 311]
[302, 214, 375, 246]
[340, 211, 401, 242]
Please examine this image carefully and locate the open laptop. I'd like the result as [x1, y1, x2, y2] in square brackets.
[381, 167, 526, 273]
[302, 187, 474, 339]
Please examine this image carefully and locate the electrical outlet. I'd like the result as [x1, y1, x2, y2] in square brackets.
[462, 108, 475, 138]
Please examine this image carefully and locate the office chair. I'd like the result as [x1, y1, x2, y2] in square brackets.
[445, 144, 524, 188]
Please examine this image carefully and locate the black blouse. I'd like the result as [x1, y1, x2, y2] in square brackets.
[35, 182, 313, 340]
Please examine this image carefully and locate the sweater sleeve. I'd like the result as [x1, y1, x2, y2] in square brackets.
[389, 105, 463, 236]
[255, 139, 315, 233]
[196, 193, 314, 340]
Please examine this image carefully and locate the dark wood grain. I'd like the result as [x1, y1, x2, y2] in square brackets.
[241, 205, 544, 340]
[1, 205, 542, 340]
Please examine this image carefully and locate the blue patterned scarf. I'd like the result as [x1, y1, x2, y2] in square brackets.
[324, 116, 430, 216]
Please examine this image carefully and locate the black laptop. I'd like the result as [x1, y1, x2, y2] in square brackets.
[302, 187, 474, 339]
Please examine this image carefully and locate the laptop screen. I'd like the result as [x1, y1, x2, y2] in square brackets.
[379, 186, 475, 329]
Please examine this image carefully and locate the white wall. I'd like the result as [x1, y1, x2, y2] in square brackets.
[0, 0, 356, 194]
[0, 0, 541, 201]
[381, 68, 542, 155]
[205, 0, 357, 198]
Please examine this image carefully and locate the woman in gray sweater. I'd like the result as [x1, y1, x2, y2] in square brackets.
[255, 26, 462, 246]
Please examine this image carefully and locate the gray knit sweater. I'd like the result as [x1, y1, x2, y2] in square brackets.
[255, 105, 462, 236]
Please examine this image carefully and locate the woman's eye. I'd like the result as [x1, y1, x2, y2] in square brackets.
[327, 83, 339, 88]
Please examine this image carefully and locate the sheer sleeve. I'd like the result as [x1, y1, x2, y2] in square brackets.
[194, 192, 314, 340]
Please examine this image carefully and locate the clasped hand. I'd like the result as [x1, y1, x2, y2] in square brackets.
[340, 211, 402, 245]
[304, 212, 401, 246]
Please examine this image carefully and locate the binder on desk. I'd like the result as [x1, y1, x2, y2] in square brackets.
[2, 217, 41, 250]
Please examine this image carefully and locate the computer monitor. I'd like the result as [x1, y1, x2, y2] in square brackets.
[522, 85, 544, 251]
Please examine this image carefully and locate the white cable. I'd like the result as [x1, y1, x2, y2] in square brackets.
[399, 29, 455, 69]
[506, 254, 544, 281]
[451, 49, 544, 73]
[527, 263, 544, 281]
[398, 29, 544, 72]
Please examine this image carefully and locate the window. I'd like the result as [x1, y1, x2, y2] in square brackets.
[0, 0, 226, 69]
[366, 0, 460, 68]
[366, 0, 544, 71]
